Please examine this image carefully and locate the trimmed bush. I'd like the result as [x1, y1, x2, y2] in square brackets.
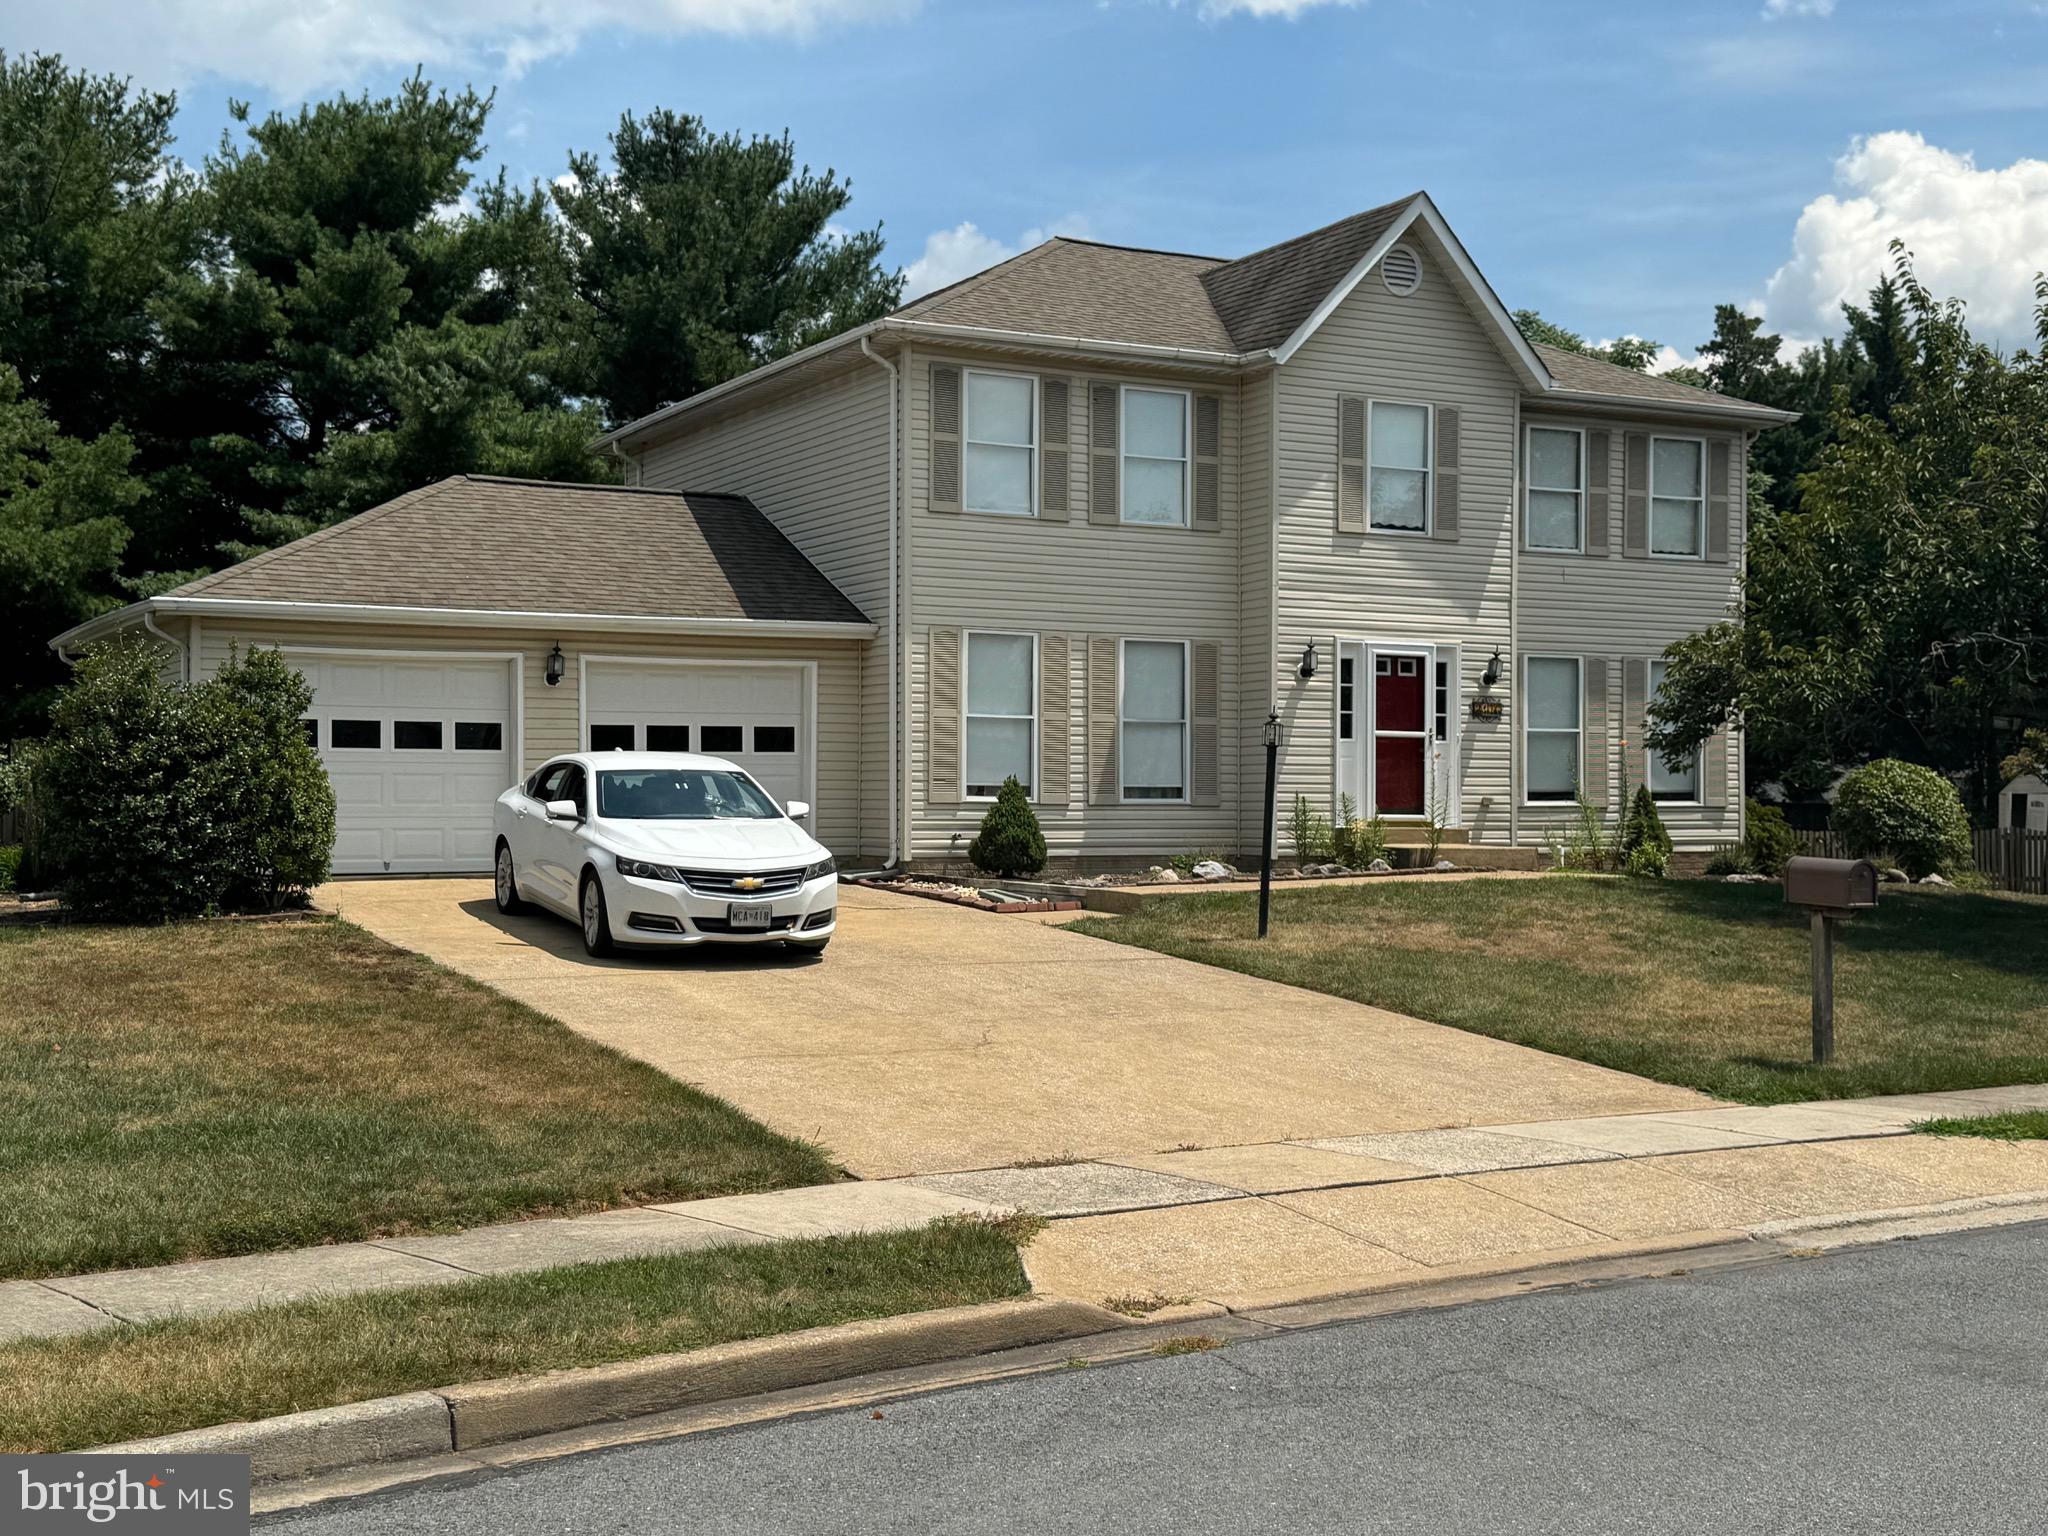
[1741, 798, 1797, 876]
[1625, 841, 1670, 879]
[39, 639, 336, 920]
[966, 776, 1046, 878]
[1832, 758, 1971, 880]
[1618, 783, 1673, 861]
[1703, 846, 1754, 877]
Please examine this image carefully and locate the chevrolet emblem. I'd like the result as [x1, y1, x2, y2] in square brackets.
[732, 877, 765, 892]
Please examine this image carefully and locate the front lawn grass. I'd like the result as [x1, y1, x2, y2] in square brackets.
[0, 918, 834, 1279]
[0, 1218, 1031, 1453]
[1918, 1111, 2048, 1141]
[1070, 877, 2048, 1104]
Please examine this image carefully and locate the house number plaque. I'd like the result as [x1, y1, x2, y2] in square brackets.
[1469, 697, 1504, 722]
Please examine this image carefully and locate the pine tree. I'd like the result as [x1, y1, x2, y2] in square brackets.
[967, 777, 1047, 878]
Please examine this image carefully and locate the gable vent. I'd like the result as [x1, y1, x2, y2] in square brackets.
[1382, 244, 1422, 296]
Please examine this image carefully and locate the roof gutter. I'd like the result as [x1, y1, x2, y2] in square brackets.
[1537, 388, 1801, 429]
[52, 596, 876, 648]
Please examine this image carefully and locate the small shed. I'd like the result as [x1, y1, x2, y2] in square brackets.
[2000, 773, 2048, 833]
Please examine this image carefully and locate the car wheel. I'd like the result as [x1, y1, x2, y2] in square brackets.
[580, 872, 615, 957]
[494, 840, 528, 915]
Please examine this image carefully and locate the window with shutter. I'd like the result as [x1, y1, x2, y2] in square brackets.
[1582, 657, 1609, 809]
[1431, 404, 1460, 542]
[1367, 400, 1431, 533]
[926, 627, 962, 801]
[929, 365, 962, 513]
[1041, 376, 1071, 520]
[1526, 426, 1583, 552]
[1584, 429, 1611, 556]
[1646, 658, 1699, 803]
[1120, 639, 1189, 802]
[1193, 394, 1221, 531]
[1622, 656, 1650, 790]
[1191, 641, 1220, 806]
[1524, 655, 1581, 803]
[1337, 395, 1366, 534]
[1706, 438, 1733, 562]
[1087, 634, 1119, 803]
[1088, 384, 1118, 525]
[1121, 387, 1190, 527]
[1622, 433, 1649, 559]
[1039, 634, 1071, 804]
[964, 631, 1036, 799]
[961, 370, 1036, 517]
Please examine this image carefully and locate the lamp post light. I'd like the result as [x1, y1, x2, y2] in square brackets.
[1259, 709, 1282, 939]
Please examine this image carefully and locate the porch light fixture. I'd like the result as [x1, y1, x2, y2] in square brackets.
[1297, 640, 1319, 680]
[545, 643, 566, 687]
[1482, 648, 1505, 688]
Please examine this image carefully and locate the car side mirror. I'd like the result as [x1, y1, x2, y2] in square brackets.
[785, 800, 811, 820]
[544, 799, 580, 822]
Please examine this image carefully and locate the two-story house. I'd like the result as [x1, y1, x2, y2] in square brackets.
[56, 192, 1795, 875]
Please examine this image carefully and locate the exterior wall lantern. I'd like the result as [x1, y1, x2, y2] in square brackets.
[545, 643, 566, 688]
[1297, 640, 1319, 680]
[1482, 648, 1505, 688]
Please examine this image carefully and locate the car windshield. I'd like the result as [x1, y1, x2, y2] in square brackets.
[596, 769, 782, 821]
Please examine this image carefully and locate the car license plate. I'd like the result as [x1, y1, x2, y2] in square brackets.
[727, 902, 774, 930]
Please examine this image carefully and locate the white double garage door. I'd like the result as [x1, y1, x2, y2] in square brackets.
[298, 653, 809, 875]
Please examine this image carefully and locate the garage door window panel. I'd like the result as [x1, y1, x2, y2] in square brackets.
[965, 631, 1036, 799]
[394, 720, 444, 751]
[700, 725, 743, 754]
[645, 724, 690, 752]
[590, 724, 634, 752]
[754, 726, 796, 753]
[455, 722, 502, 751]
[331, 719, 381, 750]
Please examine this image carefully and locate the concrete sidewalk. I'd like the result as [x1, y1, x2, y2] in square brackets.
[9, 1086, 2048, 1344]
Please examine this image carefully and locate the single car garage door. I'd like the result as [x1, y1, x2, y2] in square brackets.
[295, 654, 515, 874]
[583, 659, 809, 807]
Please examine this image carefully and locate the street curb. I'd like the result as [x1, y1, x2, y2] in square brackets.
[87, 1295, 1122, 1482]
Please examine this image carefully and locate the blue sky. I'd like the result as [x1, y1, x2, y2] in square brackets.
[17, 0, 2048, 359]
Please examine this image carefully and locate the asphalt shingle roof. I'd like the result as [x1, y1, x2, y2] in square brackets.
[171, 476, 869, 625]
[1531, 343, 1781, 414]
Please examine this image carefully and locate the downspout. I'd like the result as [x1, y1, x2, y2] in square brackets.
[858, 334, 902, 870]
[142, 607, 190, 684]
[1507, 393, 1521, 852]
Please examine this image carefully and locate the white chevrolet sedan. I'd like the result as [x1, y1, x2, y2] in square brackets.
[492, 752, 837, 957]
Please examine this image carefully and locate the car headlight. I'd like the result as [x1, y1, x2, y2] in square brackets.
[802, 856, 837, 882]
[616, 856, 685, 882]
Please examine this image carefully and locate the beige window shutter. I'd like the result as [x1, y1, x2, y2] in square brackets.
[929, 365, 962, 513]
[926, 626, 962, 803]
[1622, 656, 1649, 793]
[1040, 376, 1071, 521]
[1706, 439, 1733, 562]
[1193, 394, 1221, 531]
[1191, 640, 1221, 807]
[1702, 728, 1730, 808]
[1039, 633, 1072, 805]
[1088, 384, 1119, 525]
[1622, 433, 1649, 558]
[1087, 635, 1119, 804]
[1581, 657, 1609, 808]
[1432, 405, 1461, 542]
[1584, 429, 1611, 556]
[1336, 395, 1366, 533]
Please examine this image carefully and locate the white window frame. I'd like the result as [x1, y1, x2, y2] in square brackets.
[1523, 652, 1583, 806]
[1525, 424, 1584, 553]
[1648, 434, 1707, 561]
[961, 368, 1039, 518]
[1118, 384, 1191, 529]
[962, 629, 1039, 802]
[1118, 636, 1191, 805]
[1367, 398, 1434, 536]
[1646, 658, 1700, 806]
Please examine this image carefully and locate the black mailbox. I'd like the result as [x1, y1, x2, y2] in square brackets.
[1783, 855, 1879, 913]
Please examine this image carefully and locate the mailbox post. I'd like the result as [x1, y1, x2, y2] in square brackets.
[1782, 856, 1880, 1064]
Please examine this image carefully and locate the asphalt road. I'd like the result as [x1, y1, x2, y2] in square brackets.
[275, 1222, 2048, 1535]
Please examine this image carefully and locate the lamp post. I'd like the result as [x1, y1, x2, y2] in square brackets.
[1259, 709, 1281, 939]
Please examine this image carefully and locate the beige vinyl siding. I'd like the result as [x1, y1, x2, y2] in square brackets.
[630, 358, 893, 860]
[1270, 229, 1518, 842]
[906, 344, 1244, 863]
[1237, 368, 1276, 856]
[1518, 410, 1746, 847]
[185, 619, 867, 858]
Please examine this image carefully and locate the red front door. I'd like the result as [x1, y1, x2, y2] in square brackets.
[1373, 655, 1427, 816]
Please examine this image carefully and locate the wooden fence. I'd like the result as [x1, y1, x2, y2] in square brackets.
[1791, 827, 2048, 895]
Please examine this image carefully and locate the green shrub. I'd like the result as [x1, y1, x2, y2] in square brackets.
[0, 845, 19, 892]
[966, 776, 1046, 878]
[1618, 783, 1673, 861]
[1833, 758, 1971, 879]
[1625, 841, 1670, 879]
[1703, 846, 1754, 877]
[39, 639, 336, 921]
[1545, 791, 1613, 871]
[1741, 798, 1797, 876]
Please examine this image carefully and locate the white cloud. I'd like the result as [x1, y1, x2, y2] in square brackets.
[902, 216, 1092, 300]
[1, 0, 919, 95]
[1764, 132, 2048, 348]
[1762, 0, 1836, 18]
[1194, 0, 1363, 17]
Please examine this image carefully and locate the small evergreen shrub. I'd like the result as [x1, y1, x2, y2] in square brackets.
[967, 776, 1046, 877]
[1703, 846, 1754, 877]
[1833, 758, 1971, 879]
[1618, 783, 1673, 861]
[39, 639, 336, 920]
[1741, 798, 1797, 876]
[1625, 841, 1670, 879]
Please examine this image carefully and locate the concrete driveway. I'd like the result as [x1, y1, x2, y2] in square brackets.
[322, 880, 1711, 1179]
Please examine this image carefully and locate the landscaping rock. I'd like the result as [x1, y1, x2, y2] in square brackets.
[1190, 859, 1236, 881]
[1433, 860, 1456, 872]
[1723, 873, 1772, 884]
[1153, 868, 1181, 883]
[1880, 867, 1911, 884]
[1366, 859, 1394, 874]
[1917, 872, 1949, 886]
